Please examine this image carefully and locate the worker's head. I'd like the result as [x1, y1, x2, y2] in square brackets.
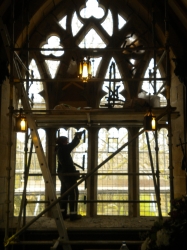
[56, 136, 68, 145]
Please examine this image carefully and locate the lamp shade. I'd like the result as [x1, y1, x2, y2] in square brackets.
[78, 58, 92, 82]
[15, 115, 28, 132]
[144, 112, 156, 131]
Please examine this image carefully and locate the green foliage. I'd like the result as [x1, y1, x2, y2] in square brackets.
[141, 195, 187, 250]
[97, 193, 128, 215]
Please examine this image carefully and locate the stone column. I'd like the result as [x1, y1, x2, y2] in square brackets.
[86, 126, 99, 217]
[128, 127, 140, 217]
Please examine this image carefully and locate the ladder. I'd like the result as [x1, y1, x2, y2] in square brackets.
[21, 78, 71, 250]
[0, 16, 72, 250]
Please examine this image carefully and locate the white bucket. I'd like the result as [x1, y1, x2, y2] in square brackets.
[145, 95, 160, 107]
[138, 92, 147, 99]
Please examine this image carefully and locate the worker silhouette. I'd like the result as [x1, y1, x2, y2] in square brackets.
[56, 131, 84, 221]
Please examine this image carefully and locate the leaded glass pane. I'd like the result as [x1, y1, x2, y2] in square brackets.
[101, 10, 113, 36]
[139, 129, 170, 216]
[57, 127, 88, 216]
[45, 60, 60, 79]
[59, 16, 67, 30]
[100, 58, 125, 108]
[72, 12, 83, 36]
[80, 0, 104, 19]
[78, 29, 106, 48]
[41, 36, 64, 57]
[118, 14, 126, 29]
[91, 57, 102, 77]
[14, 129, 46, 216]
[97, 128, 128, 215]
[29, 59, 46, 110]
[142, 58, 167, 107]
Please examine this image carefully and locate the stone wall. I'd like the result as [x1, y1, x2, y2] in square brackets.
[170, 56, 187, 198]
[0, 79, 17, 224]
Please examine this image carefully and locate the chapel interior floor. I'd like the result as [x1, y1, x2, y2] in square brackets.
[0, 216, 159, 231]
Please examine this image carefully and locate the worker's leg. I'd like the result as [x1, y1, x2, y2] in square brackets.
[58, 173, 69, 219]
[66, 177, 82, 221]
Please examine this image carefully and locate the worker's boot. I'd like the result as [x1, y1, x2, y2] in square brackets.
[63, 213, 70, 220]
[61, 209, 70, 220]
[70, 213, 82, 221]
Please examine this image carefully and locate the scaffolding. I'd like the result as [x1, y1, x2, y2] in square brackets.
[0, 0, 176, 249]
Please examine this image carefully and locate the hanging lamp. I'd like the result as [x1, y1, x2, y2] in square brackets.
[15, 108, 28, 132]
[144, 109, 156, 131]
[78, 57, 92, 82]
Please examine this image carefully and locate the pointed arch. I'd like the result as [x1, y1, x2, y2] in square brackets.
[28, 59, 46, 110]
[141, 58, 167, 107]
[100, 58, 125, 108]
